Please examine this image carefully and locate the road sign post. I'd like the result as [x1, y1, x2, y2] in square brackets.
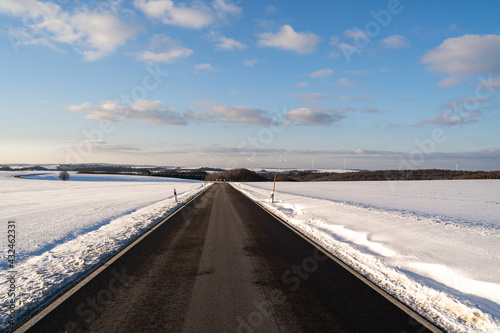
[271, 173, 276, 203]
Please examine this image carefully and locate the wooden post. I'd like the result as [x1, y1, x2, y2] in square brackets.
[272, 173, 276, 203]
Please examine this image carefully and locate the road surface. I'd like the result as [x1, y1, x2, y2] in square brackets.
[19, 183, 438, 332]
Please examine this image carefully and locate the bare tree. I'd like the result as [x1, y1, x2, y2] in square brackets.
[59, 170, 70, 181]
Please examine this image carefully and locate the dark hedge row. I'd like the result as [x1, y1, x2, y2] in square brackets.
[259, 169, 500, 182]
[205, 169, 268, 182]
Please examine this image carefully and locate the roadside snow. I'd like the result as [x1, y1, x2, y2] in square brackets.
[0, 171, 208, 331]
[234, 180, 500, 333]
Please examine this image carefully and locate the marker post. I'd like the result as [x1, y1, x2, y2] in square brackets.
[271, 173, 276, 203]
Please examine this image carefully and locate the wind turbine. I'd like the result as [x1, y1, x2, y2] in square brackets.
[250, 154, 255, 170]
[343, 158, 347, 170]
[278, 155, 282, 169]
[456, 163, 459, 171]
[247, 156, 253, 169]
[311, 157, 315, 170]
[283, 155, 287, 170]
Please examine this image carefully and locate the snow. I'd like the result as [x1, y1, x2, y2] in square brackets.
[234, 180, 500, 333]
[20, 172, 199, 182]
[0, 171, 208, 330]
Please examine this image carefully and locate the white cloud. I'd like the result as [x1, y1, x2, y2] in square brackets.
[340, 106, 357, 112]
[202, 104, 275, 126]
[206, 31, 246, 50]
[71, 11, 140, 61]
[212, 0, 242, 17]
[243, 58, 258, 67]
[418, 111, 481, 127]
[131, 100, 163, 111]
[68, 101, 126, 122]
[133, 0, 241, 29]
[285, 107, 343, 126]
[257, 25, 321, 54]
[0, 0, 139, 60]
[216, 36, 246, 50]
[343, 28, 369, 42]
[132, 0, 173, 19]
[194, 63, 213, 70]
[291, 93, 329, 108]
[381, 35, 410, 49]
[336, 78, 364, 89]
[135, 35, 193, 63]
[310, 68, 334, 78]
[68, 100, 187, 125]
[67, 102, 94, 113]
[296, 82, 309, 88]
[422, 34, 500, 75]
[136, 49, 192, 63]
[345, 70, 373, 75]
[362, 107, 382, 113]
[437, 76, 462, 88]
[336, 95, 370, 101]
[133, 0, 213, 29]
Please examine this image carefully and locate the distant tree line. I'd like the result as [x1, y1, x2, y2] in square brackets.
[77, 168, 209, 181]
[218, 169, 500, 182]
[205, 169, 268, 182]
[257, 169, 500, 182]
[0, 165, 49, 171]
[154, 169, 208, 180]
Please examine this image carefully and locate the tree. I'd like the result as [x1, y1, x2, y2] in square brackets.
[59, 170, 71, 181]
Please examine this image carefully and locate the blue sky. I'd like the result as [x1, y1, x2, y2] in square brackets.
[1, 0, 499, 170]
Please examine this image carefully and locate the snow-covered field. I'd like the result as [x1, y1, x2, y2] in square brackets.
[234, 180, 500, 333]
[0, 171, 208, 330]
[19, 172, 197, 182]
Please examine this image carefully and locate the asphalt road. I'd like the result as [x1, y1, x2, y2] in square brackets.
[21, 183, 437, 333]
